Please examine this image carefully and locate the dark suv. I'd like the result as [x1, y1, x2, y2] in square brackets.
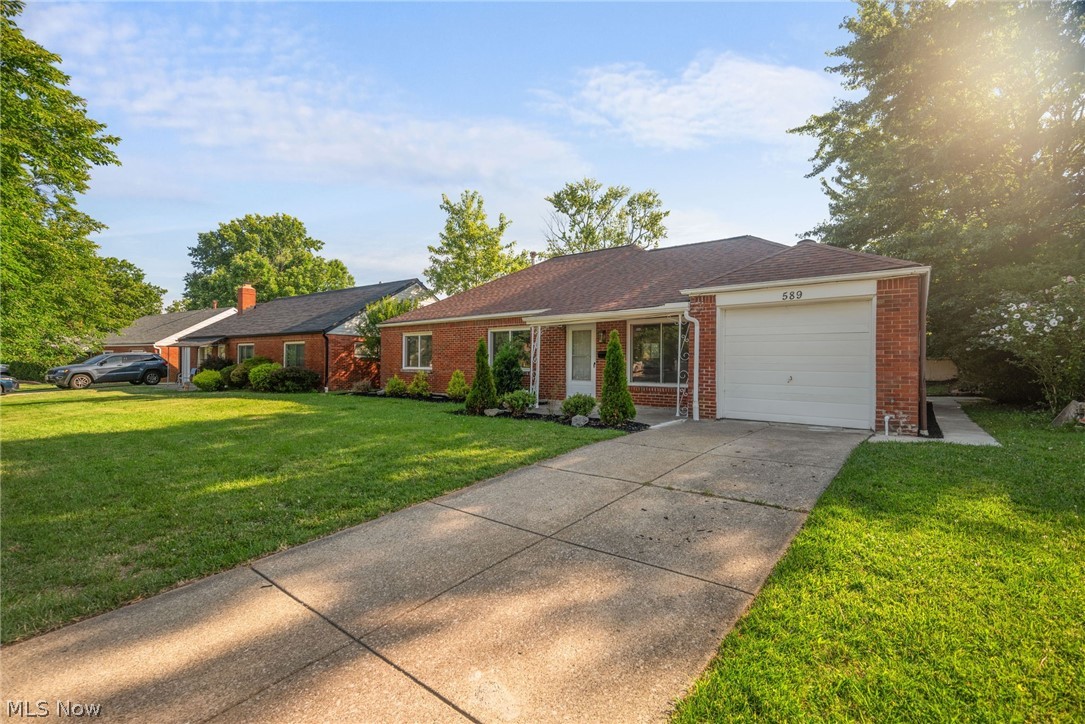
[46, 353, 169, 389]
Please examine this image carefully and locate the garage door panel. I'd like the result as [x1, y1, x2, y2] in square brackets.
[725, 370, 874, 389]
[720, 299, 873, 429]
[725, 339, 871, 360]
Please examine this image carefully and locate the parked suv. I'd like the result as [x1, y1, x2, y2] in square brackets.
[0, 364, 19, 395]
[46, 353, 169, 389]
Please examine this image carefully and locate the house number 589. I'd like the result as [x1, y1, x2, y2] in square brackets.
[781, 290, 803, 300]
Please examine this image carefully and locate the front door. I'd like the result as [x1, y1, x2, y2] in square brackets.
[566, 324, 596, 397]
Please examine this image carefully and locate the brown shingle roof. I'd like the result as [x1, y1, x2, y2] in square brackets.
[104, 307, 231, 346]
[388, 236, 787, 324]
[694, 240, 923, 289]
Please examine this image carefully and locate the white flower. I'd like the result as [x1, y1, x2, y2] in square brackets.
[1013, 313, 1021, 319]
[1057, 315, 1064, 321]
[1020, 303, 1029, 309]
[1009, 303, 1018, 311]
[1044, 326, 1051, 333]
[1050, 319, 1059, 327]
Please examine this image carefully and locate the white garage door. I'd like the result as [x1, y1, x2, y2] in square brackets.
[719, 299, 874, 429]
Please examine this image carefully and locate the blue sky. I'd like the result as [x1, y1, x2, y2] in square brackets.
[22, 2, 855, 305]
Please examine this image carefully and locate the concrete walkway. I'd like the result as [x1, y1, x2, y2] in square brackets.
[868, 396, 1000, 446]
[2, 421, 867, 723]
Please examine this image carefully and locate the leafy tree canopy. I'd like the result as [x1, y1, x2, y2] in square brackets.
[354, 295, 421, 360]
[543, 177, 669, 257]
[0, 0, 162, 365]
[424, 190, 530, 296]
[182, 213, 354, 309]
[793, 0, 1085, 358]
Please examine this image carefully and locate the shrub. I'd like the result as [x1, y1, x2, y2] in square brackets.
[599, 330, 636, 426]
[351, 378, 373, 394]
[5, 361, 47, 382]
[972, 277, 1085, 412]
[446, 369, 469, 401]
[493, 342, 524, 395]
[230, 356, 273, 388]
[465, 338, 497, 414]
[248, 362, 281, 392]
[267, 366, 320, 393]
[198, 355, 231, 372]
[500, 389, 536, 418]
[385, 374, 408, 397]
[192, 369, 224, 391]
[561, 393, 596, 418]
[218, 364, 237, 388]
[407, 371, 431, 399]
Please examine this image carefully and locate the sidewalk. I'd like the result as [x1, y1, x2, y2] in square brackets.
[868, 396, 999, 446]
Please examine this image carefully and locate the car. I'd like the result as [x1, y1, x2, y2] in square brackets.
[0, 364, 19, 395]
[45, 353, 169, 389]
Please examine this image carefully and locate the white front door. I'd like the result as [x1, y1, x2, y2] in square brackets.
[566, 324, 596, 397]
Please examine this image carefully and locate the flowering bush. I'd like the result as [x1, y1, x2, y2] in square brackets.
[973, 277, 1085, 412]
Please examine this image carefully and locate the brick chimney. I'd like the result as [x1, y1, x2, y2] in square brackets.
[237, 284, 256, 314]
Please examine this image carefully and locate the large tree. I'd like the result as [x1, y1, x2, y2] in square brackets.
[182, 213, 354, 308]
[793, 0, 1085, 361]
[543, 178, 669, 257]
[0, 0, 163, 365]
[424, 190, 530, 296]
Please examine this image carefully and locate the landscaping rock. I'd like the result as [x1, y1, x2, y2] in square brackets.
[484, 408, 508, 417]
[1052, 400, 1085, 427]
[571, 415, 589, 428]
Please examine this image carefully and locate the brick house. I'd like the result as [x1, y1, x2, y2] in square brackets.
[179, 280, 434, 390]
[103, 306, 237, 382]
[380, 236, 931, 434]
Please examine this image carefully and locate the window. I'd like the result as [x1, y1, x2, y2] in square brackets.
[403, 333, 432, 369]
[630, 322, 687, 385]
[354, 342, 373, 359]
[237, 344, 254, 363]
[489, 328, 531, 370]
[284, 342, 305, 368]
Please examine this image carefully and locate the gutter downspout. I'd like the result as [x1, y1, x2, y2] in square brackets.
[918, 271, 930, 434]
[323, 333, 331, 393]
[682, 309, 700, 421]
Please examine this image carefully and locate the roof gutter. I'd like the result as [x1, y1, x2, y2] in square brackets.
[681, 266, 932, 297]
[525, 302, 689, 326]
[379, 310, 551, 328]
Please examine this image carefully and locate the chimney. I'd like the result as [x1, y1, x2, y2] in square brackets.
[237, 284, 256, 314]
[211, 300, 218, 309]
[530, 251, 538, 265]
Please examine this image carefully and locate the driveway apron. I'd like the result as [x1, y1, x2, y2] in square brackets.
[2, 420, 866, 723]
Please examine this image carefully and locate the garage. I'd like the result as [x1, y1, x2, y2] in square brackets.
[718, 298, 874, 429]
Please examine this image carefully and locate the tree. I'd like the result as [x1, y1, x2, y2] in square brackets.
[792, 0, 1085, 371]
[543, 178, 669, 257]
[424, 190, 530, 296]
[599, 330, 636, 426]
[165, 299, 190, 314]
[354, 295, 421, 361]
[0, 0, 162, 365]
[492, 342, 524, 395]
[464, 338, 498, 415]
[183, 213, 354, 308]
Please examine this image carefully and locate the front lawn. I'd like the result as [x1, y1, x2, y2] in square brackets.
[0, 387, 620, 643]
[674, 403, 1084, 721]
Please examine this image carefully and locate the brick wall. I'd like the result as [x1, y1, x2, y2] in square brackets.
[689, 295, 717, 419]
[382, 317, 687, 407]
[225, 333, 328, 386]
[875, 276, 923, 434]
[327, 334, 378, 391]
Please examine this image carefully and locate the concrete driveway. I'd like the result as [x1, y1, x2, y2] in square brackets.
[2, 420, 868, 723]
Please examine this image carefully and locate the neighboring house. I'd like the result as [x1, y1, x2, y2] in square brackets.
[179, 280, 434, 390]
[380, 236, 931, 434]
[103, 306, 237, 382]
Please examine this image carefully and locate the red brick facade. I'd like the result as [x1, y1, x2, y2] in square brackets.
[381, 276, 924, 433]
[875, 276, 923, 434]
[213, 333, 369, 391]
[382, 316, 689, 407]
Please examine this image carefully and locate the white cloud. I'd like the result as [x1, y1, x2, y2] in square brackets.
[21, 3, 585, 191]
[541, 52, 837, 150]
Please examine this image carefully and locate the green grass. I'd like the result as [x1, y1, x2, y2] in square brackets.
[0, 387, 620, 643]
[674, 403, 1084, 722]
